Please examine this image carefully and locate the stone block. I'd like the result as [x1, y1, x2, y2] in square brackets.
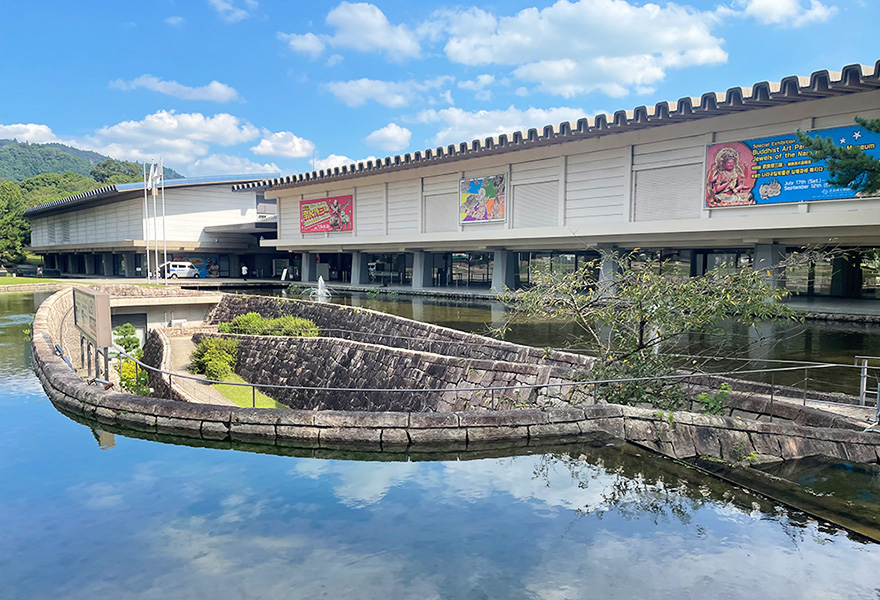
[529, 422, 581, 439]
[320, 427, 381, 446]
[466, 425, 528, 442]
[156, 416, 203, 438]
[624, 418, 656, 441]
[845, 444, 878, 464]
[230, 423, 276, 442]
[276, 411, 316, 427]
[231, 408, 279, 426]
[670, 425, 698, 459]
[409, 412, 459, 428]
[201, 421, 230, 440]
[716, 429, 753, 462]
[749, 433, 781, 457]
[582, 404, 624, 419]
[692, 427, 722, 458]
[408, 428, 467, 445]
[381, 429, 410, 446]
[276, 425, 320, 447]
[578, 418, 624, 439]
[459, 409, 547, 427]
[314, 410, 408, 428]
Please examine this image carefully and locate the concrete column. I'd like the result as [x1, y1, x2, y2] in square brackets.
[598, 247, 620, 293]
[412, 251, 434, 289]
[229, 255, 241, 279]
[100, 253, 113, 276]
[754, 243, 786, 287]
[84, 254, 96, 275]
[301, 252, 317, 282]
[351, 251, 371, 285]
[491, 250, 517, 291]
[123, 253, 137, 278]
[830, 251, 863, 297]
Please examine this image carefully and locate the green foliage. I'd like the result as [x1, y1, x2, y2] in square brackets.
[19, 171, 101, 208]
[499, 250, 799, 409]
[218, 312, 319, 337]
[0, 140, 94, 181]
[796, 117, 880, 195]
[0, 180, 29, 263]
[190, 337, 239, 381]
[90, 159, 144, 184]
[695, 383, 731, 415]
[117, 358, 148, 394]
[112, 322, 141, 355]
[365, 289, 381, 299]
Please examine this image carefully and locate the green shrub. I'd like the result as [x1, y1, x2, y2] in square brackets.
[695, 383, 731, 415]
[218, 312, 319, 337]
[190, 337, 239, 380]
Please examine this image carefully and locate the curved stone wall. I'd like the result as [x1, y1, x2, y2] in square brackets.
[31, 288, 880, 464]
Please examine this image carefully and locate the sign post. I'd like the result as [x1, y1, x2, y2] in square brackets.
[73, 288, 112, 380]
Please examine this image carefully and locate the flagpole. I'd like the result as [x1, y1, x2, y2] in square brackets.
[152, 168, 159, 285]
[160, 156, 168, 286]
[143, 164, 151, 283]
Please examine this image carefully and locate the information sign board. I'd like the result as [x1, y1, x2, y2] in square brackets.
[73, 288, 112, 347]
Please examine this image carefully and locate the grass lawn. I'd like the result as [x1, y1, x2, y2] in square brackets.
[0, 277, 62, 285]
[214, 372, 287, 409]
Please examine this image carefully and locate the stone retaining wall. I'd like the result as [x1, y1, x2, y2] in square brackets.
[207, 294, 592, 370]
[195, 332, 589, 412]
[31, 288, 880, 464]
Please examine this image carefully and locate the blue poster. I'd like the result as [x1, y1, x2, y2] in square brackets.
[705, 124, 880, 207]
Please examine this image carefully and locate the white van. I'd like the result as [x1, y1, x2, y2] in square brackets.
[158, 261, 201, 279]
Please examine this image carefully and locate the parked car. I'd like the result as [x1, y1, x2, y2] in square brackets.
[158, 261, 201, 279]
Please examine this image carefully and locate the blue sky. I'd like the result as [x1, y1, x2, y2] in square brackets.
[0, 0, 876, 177]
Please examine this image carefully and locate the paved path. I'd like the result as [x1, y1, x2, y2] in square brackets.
[167, 336, 236, 406]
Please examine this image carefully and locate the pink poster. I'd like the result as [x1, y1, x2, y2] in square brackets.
[300, 195, 353, 233]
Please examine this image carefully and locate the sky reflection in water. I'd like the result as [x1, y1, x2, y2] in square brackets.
[1, 292, 880, 599]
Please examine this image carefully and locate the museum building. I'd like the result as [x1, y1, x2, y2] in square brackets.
[233, 61, 880, 297]
[24, 174, 292, 279]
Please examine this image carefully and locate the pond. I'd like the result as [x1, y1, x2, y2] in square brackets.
[3, 291, 880, 598]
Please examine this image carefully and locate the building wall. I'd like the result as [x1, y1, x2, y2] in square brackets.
[269, 90, 880, 252]
[30, 197, 143, 248]
[161, 186, 258, 242]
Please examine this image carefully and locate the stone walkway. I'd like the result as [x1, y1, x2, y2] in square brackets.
[167, 336, 235, 406]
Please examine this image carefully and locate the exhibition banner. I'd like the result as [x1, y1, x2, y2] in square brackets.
[460, 174, 506, 223]
[705, 124, 880, 207]
[300, 195, 353, 233]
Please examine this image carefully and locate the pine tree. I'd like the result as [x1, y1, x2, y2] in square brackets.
[796, 117, 880, 195]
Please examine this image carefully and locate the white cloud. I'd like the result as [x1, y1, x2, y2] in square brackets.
[324, 76, 454, 108]
[436, 0, 727, 98]
[165, 15, 184, 26]
[81, 110, 260, 166]
[110, 75, 240, 102]
[0, 123, 60, 144]
[364, 123, 412, 152]
[280, 2, 420, 62]
[415, 105, 587, 146]
[251, 130, 316, 158]
[187, 154, 280, 176]
[208, 0, 258, 23]
[278, 32, 326, 58]
[737, 0, 837, 27]
[311, 154, 378, 172]
[459, 74, 496, 101]
[326, 54, 344, 66]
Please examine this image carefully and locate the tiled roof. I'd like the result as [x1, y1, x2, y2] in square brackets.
[231, 61, 880, 194]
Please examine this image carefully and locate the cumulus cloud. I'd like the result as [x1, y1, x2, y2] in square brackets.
[208, 0, 258, 23]
[458, 74, 496, 101]
[364, 123, 411, 152]
[165, 15, 184, 26]
[0, 123, 60, 144]
[110, 75, 240, 102]
[251, 130, 316, 158]
[415, 105, 587, 146]
[323, 76, 454, 108]
[736, 0, 837, 27]
[432, 0, 727, 97]
[187, 154, 280, 176]
[311, 154, 378, 172]
[280, 2, 420, 62]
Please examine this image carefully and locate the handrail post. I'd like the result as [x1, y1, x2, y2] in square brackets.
[859, 358, 868, 406]
[252, 385, 256, 408]
[803, 367, 808, 406]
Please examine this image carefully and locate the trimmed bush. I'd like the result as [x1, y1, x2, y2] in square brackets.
[218, 312, 319, 337]
[190, 337, 239, 380]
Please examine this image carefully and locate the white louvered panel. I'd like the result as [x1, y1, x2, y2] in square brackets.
[565, 149, 627, 225]
[387, 181, 420, 235]
[424, 193, 458, 233]
[423, 173, 459, 196]
[355, 184, 385, 236]
[513, 181, 559, 228]
[633, 164, 702, 222]
[511, 158, 559, 184]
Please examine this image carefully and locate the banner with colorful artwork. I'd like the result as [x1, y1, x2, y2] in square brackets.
[705, 124, 880, 207]
[460, 174, 506, 223]
[300, 195, 353, 233]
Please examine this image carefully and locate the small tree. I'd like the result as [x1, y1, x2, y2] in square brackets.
[796, 117, 880, 196]
[498, 251, 799, 410]
[113, 323, 146, 393]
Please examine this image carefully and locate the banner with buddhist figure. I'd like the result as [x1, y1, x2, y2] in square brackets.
[300, 195, 353, 233]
